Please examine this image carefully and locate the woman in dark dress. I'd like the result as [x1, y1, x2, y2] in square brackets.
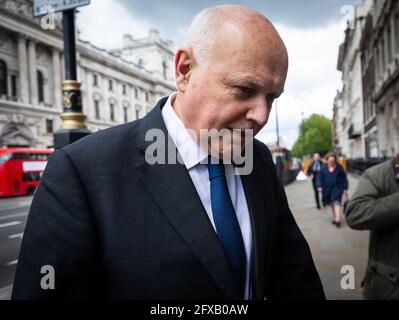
[316, 152, 348, 227]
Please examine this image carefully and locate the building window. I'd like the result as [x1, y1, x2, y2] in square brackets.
[11, 75, 17, 97]
[0, 60, 7, 96]
[162, 61, 168, 80]
[37, 70, 44, 103]
[123, 107, 128, 123]
[135, 109, 140, 120]
[94, 100, 100, 119]
[134, 88, 139, 99]
[46, 119, 53, 133]
[110, 103, 115, 121]
[122, 84, 127, 95]
[108, 79, 113, 91]
[93, 74, 98, 86]
[387, 26, 393, 63]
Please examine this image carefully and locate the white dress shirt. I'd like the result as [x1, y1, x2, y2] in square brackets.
[162, 93, 253, 299]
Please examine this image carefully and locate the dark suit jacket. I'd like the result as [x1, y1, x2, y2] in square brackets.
[12, 97, 325, 300]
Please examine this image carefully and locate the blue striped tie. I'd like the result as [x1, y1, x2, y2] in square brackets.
[207, 158, 246, 297]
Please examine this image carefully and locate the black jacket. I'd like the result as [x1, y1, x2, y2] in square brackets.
[12, 97, 325, 300]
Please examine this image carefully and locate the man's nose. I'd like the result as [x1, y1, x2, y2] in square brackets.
[246, 96, 270, 127]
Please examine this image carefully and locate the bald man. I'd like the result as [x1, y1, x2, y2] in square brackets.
[12, 5, 325, 300]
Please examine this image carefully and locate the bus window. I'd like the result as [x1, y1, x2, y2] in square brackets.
[23, 172, 41, 182]
[0, 153, 12, 165]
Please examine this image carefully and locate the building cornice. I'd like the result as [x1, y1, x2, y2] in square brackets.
[0, 5, 63, 38]
[0, 99, 61, 116]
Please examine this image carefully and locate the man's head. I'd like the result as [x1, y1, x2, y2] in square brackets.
[313, 153, 320, 161]
[172, 5, 289, 160]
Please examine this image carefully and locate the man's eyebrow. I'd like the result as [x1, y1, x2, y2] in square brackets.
[223, 77, 285, 96]
[223, 77, 264, 88]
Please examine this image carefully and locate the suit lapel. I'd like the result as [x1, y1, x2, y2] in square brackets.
[240, 156, 267, 300]
[240, 143, 280, 300]
[135, 99, 241, 299]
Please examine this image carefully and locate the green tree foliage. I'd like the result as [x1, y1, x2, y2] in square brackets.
[291, 114, 332, 158]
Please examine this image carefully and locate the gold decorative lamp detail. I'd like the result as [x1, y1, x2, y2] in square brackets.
[60, 80, 87, 129]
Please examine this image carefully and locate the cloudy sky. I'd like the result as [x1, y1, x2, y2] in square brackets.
[76, 0, 361, 148]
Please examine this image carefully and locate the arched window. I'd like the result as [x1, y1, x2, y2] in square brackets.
[109, 103, 115, 121]
[37, 70, 44, 103]
[0, 60, 7, 96]
[123, 106, 128, 123]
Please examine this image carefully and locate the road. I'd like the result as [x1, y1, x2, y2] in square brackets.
[0, 196, 31, 300]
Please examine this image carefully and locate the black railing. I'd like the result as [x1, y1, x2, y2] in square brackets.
[347, 158, 392, 175]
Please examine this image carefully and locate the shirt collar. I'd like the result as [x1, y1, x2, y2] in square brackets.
[161, 93, 209, 170]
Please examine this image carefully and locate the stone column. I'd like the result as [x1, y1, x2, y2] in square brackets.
[79, 66, 87, 116]
[28, 39, 38, 105]
[384, 27, 391, 65]
[60, 53, 65, 82]
[17, 34, 29, 103]
[115, 80, 122, 123]
[52, 48, 62, 111]
[103, 76, 109, 123]
[85, 70, 93, 121]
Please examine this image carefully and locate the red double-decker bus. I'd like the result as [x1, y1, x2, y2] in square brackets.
[0, 148, 53, 197]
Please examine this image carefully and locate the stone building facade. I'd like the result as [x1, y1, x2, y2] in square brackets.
[335, 0, 399, 159]
[0, 0, 175, 149]
[335, 0, 373, 159]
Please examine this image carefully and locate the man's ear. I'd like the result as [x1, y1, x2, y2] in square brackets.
[175, 48, 194, 92]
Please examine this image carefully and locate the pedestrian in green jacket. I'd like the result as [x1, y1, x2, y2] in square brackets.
[346, 157, 399, 300]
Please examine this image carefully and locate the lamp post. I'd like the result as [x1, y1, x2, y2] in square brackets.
[53, 9, 90, 149]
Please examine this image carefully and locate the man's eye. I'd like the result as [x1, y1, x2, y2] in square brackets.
[237, 87, 254, 97]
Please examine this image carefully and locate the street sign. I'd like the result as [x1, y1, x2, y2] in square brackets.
[33, 0, 90, 17]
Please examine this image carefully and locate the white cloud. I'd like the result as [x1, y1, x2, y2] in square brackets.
[76, 0, 153, 49]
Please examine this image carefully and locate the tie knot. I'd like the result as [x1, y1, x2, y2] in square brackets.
[207, 156, 225, 181]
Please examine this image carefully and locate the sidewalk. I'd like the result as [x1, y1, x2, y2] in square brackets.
[285, 174, 369, 300]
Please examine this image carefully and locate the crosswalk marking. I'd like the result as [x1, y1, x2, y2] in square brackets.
[8, 233, 24, 239]
[5, 260, 18, 266]
[0, 221, 21, 228]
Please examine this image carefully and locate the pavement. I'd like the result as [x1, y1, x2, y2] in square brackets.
[286, 174, 369, 300]
[0, 174, 369, 300]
